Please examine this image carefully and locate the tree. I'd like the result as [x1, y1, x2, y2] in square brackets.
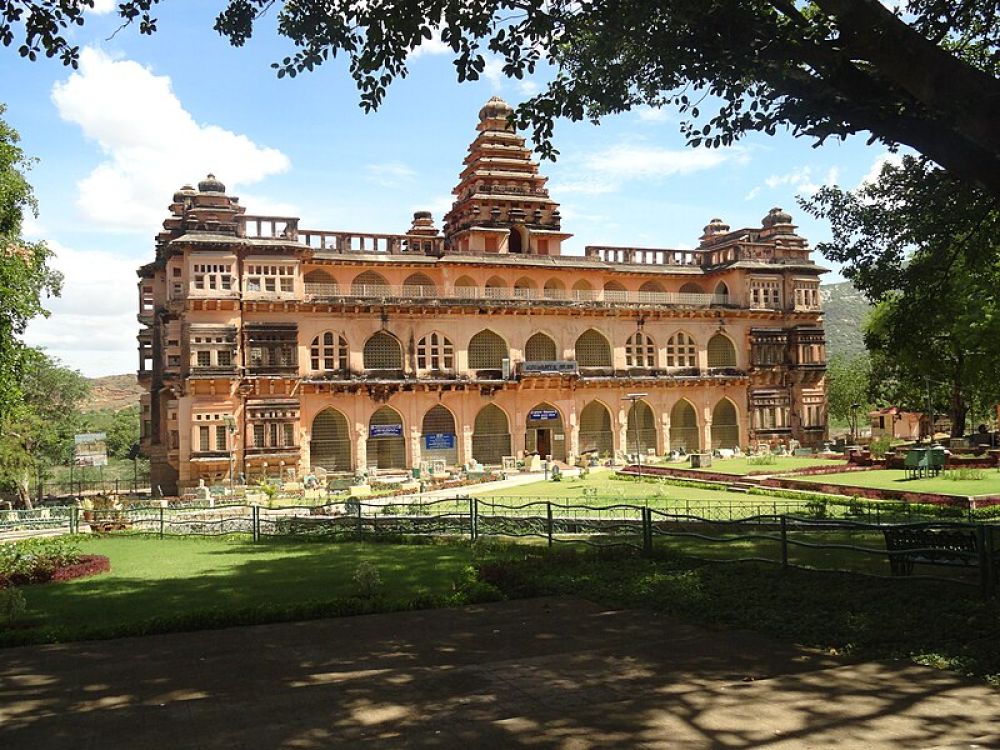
[804, 156, 1000, 437]
[825, 352, 871, 427]
[3, 1, 1000, 193]
[0, 102, 62, 424]
[0, 348, 88, 508]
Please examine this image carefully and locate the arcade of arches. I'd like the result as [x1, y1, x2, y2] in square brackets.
[305, 394, 746, 472]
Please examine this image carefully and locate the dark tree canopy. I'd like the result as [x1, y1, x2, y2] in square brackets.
[3, 0, 1000, 192]
[803, 156, 1000, 436]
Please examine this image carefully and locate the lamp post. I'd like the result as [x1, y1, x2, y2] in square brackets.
[624, 393, 648, 479]
[223, 414, 237, 495]
[850, 403, 860, 445]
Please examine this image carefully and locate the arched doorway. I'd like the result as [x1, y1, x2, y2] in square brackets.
[626, 400, 657, 457]
[472, 404, 512, 465]
[368, 407, 406, 470]
[310, 409, 352, 472]
[525, 402, 565, 461]
[421, 405, 459, 466]
[711, 399, 740, 449]
[508, 227, 523, 253]
[579, 401, 614, 458]
[669, 400, 700, 451]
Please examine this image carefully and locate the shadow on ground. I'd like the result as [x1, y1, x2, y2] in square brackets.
[2, 597, 998, 748]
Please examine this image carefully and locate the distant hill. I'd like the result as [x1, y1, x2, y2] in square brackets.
[84, 374, 143, 412]
[821, 281, 871, 359]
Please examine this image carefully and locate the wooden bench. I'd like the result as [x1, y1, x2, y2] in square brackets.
[882, 526, 989, 576]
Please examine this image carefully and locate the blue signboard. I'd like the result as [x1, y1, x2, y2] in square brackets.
[424, 433, 456, 450]
[369, 423, 403, 438]
[528, 408, 560, 421]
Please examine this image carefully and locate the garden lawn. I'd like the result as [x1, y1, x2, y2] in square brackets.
[788, 469, 1000, 497]
[4, 536, 473, 646]
[667, 456, 848, 475]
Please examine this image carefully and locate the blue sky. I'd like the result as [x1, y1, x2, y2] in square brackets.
[3, 0, 892, 377]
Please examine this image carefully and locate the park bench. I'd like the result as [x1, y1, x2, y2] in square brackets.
[902, 447, 945, 479]
[882, 526, 993, 576]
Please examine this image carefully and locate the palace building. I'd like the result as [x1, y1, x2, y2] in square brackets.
[137, 97, 827, 493]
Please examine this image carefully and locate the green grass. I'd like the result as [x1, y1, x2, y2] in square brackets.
[788, 468, 1000, 497]
[666, 455, 848, 475]
[4, 536, 474, 646]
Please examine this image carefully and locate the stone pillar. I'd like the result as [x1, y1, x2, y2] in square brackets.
[617, 406, 629, 461]
[702, 403, 713, 452]
[355, 427, 367, 473]
[410, 426, 422, 471]
[462, 425, 474, 467]
[661, 412, 671, 454]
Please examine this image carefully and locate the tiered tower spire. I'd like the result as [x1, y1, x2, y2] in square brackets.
[443, 96, 569, 255]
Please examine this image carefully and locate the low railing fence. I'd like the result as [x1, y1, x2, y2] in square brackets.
[64, 498, 999, 595]
[32, 479, 152, 502]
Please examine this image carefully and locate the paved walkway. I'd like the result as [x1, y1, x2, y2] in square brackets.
[2, 597, 997, 748]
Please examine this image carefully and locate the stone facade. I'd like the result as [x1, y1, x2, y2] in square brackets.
[138, 97, 827, 493]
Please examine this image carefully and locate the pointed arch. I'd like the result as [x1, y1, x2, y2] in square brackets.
[310, 331, 349, 373]
[310, 408, 352, 472]
[421, 405, 458, 465]
[416, 331, 454, 372]
[368, 406, 406, 470]
[468, 329, 508, 370]
[513, 276, 537, 300]
[625, 331, 655, 368]
[525, 402, 566, 461]
[666, 331, 697, 368]
[484, 275, 506, 299]
[525, 332, 557, 362]
[575, 329, 612, 367]
[302, 268, 338, 294]
[669, 399, 700, 451]
[679, 282, 705, 295]
[639, 280, 665, 294]
[363, 331, 403, 371]
[472, 404, 512, 465]
[508, 227, 524, 254]
[402, 273, 436, 297]
[707, 333, 737, 368]
[626, 399, 657, 456]
[352, 271, 389, 295]
[711, 398, 740, 449]
[543, 278, 566, 300]
[454, 275, 477, 292]
[572, 278, 595, 301]
[714, 281, 729, 298]
[579, 400, 615, 456]
[603, 280, 627, 302]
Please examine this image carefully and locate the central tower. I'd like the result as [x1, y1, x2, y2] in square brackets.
[443, 96, 571, 255]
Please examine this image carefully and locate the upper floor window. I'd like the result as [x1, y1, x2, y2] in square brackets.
[416, 332, 454, 371]
[192, 262, 234, 293]
[666, 332, 697, 368]
[310, 332, 349, 372]
[468, 330, 507, 370]
[575, 329, 612, 368]
[363, 332, 403, 370]
[626, 332, 655, 368]
[794, 283, 820, 310]
[750, 278, 782, 309]
[245, 264, 294, 294]
[707, 334, 737, 368]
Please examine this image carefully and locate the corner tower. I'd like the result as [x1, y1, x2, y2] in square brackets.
[443, 96, 571, 255]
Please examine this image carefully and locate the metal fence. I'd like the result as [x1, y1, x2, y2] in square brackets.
[32, 478, 152, 502]
[61, 497, 999, 596]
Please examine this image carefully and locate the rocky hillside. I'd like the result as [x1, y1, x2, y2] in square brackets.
[821, 281, 870, 359]
[83, 374, 144, 412]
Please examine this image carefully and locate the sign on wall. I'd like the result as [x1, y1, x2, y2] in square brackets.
[424, 433, 456, 450]
[528, 408, 560, 421]
[369, 424, 403, 438]
[74, 433, 109, 467]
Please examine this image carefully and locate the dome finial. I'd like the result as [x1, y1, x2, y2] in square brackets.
[479, 96, 514, 122]
[198, 174, 226, 194]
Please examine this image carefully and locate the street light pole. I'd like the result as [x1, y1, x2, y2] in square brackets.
[850, 402, 860, 445]
[624, 393, 648, 479]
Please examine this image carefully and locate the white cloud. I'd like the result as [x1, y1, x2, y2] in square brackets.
[409, 28, 451, 59]
[746, 165, 840, 200]
[483, 58, 505, 91]
[636, 107, 669, 122]
[24, 241, 139, 376]
[857, 152, 903, 188]
[91, 0, 117, 13]
[51, 48, 290, 234]
[517, 80, 540, 96]
[365, 162, 417, 187]
[553, 144, 742, 195]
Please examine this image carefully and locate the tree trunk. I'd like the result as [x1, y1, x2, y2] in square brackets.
[17, 476, 33, 511]
[950, 387, 967, 438]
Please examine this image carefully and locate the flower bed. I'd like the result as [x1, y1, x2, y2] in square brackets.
[0, 538, 109, 588]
